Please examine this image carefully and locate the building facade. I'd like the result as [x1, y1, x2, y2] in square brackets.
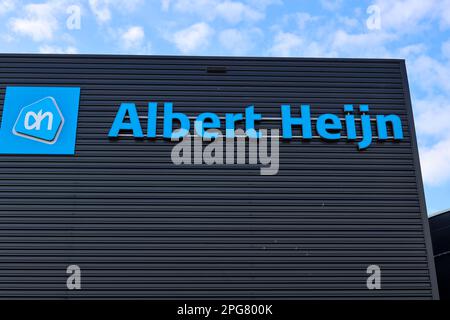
[0, 54, 438, 299]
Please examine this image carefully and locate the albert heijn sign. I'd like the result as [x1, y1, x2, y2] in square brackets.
[0, 86, 404, 155]
[108, 101, 404, 150]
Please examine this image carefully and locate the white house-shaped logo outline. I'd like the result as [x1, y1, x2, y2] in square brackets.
[12, 96, 65, 145]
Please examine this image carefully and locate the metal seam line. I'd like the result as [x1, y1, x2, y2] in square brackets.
[116, 134, 389, 139]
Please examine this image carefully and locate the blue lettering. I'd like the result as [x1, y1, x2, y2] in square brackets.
[195, 112, 220, 139]
[317, 113, 342, 140]
[108, 103, 143, 138]
[344, 104, 357, 140]
[108, 102, 403, 150]
[147, 102, 157, 138]
[163, 102, 190, 139]
[281, 105, 312, 139]
[225, 113, 243, 138]
[245, 106, 262, 138]
[358, 104, 372, 150]
[376, 114, 404, 140]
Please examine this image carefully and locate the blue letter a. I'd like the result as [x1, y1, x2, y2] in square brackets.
[108, 103, 143, 138]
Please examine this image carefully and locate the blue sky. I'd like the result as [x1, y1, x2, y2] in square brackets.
[0, 0, 449, 214]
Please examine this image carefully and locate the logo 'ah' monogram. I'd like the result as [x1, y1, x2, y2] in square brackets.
[24, 110, 54, 131]
[0, 86, 80, 155]
[12, 96, 64, 145]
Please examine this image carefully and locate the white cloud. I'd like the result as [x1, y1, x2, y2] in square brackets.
[39, 45, 78, 54]
[247, 0, 282, 9]
[171, 22, 213, 54]
[296, 12, 319, 29]
[104, 25, 151, 54]
[406, 55, 450, 187]
[329, 30, 396, 57]
[268, 27, 398, 58]
[161, 0, 171, 11]
[373, 0, 450, 33]
[120, 26, 145, 50]
[170, 0, 275, 24]
[219, 28, 261, 55]
[397, 43, 426, 58]
[115, 0, 143, 11]
[0, 0, 14, 15]
[172, 0, 212, 12]
[337, 16, 359, 28]
[440, 0, 450, 29]
[420, 137, 450, 186]
[89, 0, 112, 24]
[0, 33, 14, 43]
[442, 40, 450, 59]
[375, 0, 434, 31]
[89, 1, 151, 54]
[408, 54, 450, 95]
[320, 0, 343, 11]
[89, 0, 144, 24]
[6, 0, 82, 52]
[215, 1, 263, 24]
[9, 2, 61, 42]
[219, 29, 246, 54]
[415, 96, 450, 138]
[269, 32, 303, 57]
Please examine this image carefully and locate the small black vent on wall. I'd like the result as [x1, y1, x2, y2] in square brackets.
[206, 66, 227, 73]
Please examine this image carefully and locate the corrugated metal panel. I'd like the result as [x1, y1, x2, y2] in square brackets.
[430, 210, 450, 299]
[0, 54, 438, 299]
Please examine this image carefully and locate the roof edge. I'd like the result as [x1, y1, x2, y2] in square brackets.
[429, 208, 450, 218]
[0, 52, 406, 63]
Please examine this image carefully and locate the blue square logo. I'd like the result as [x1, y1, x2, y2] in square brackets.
[0, 87, 80, 155]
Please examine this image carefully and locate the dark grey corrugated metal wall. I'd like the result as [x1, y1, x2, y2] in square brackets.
[430, 211, 450, 299]
[0, 54, 438, 299]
